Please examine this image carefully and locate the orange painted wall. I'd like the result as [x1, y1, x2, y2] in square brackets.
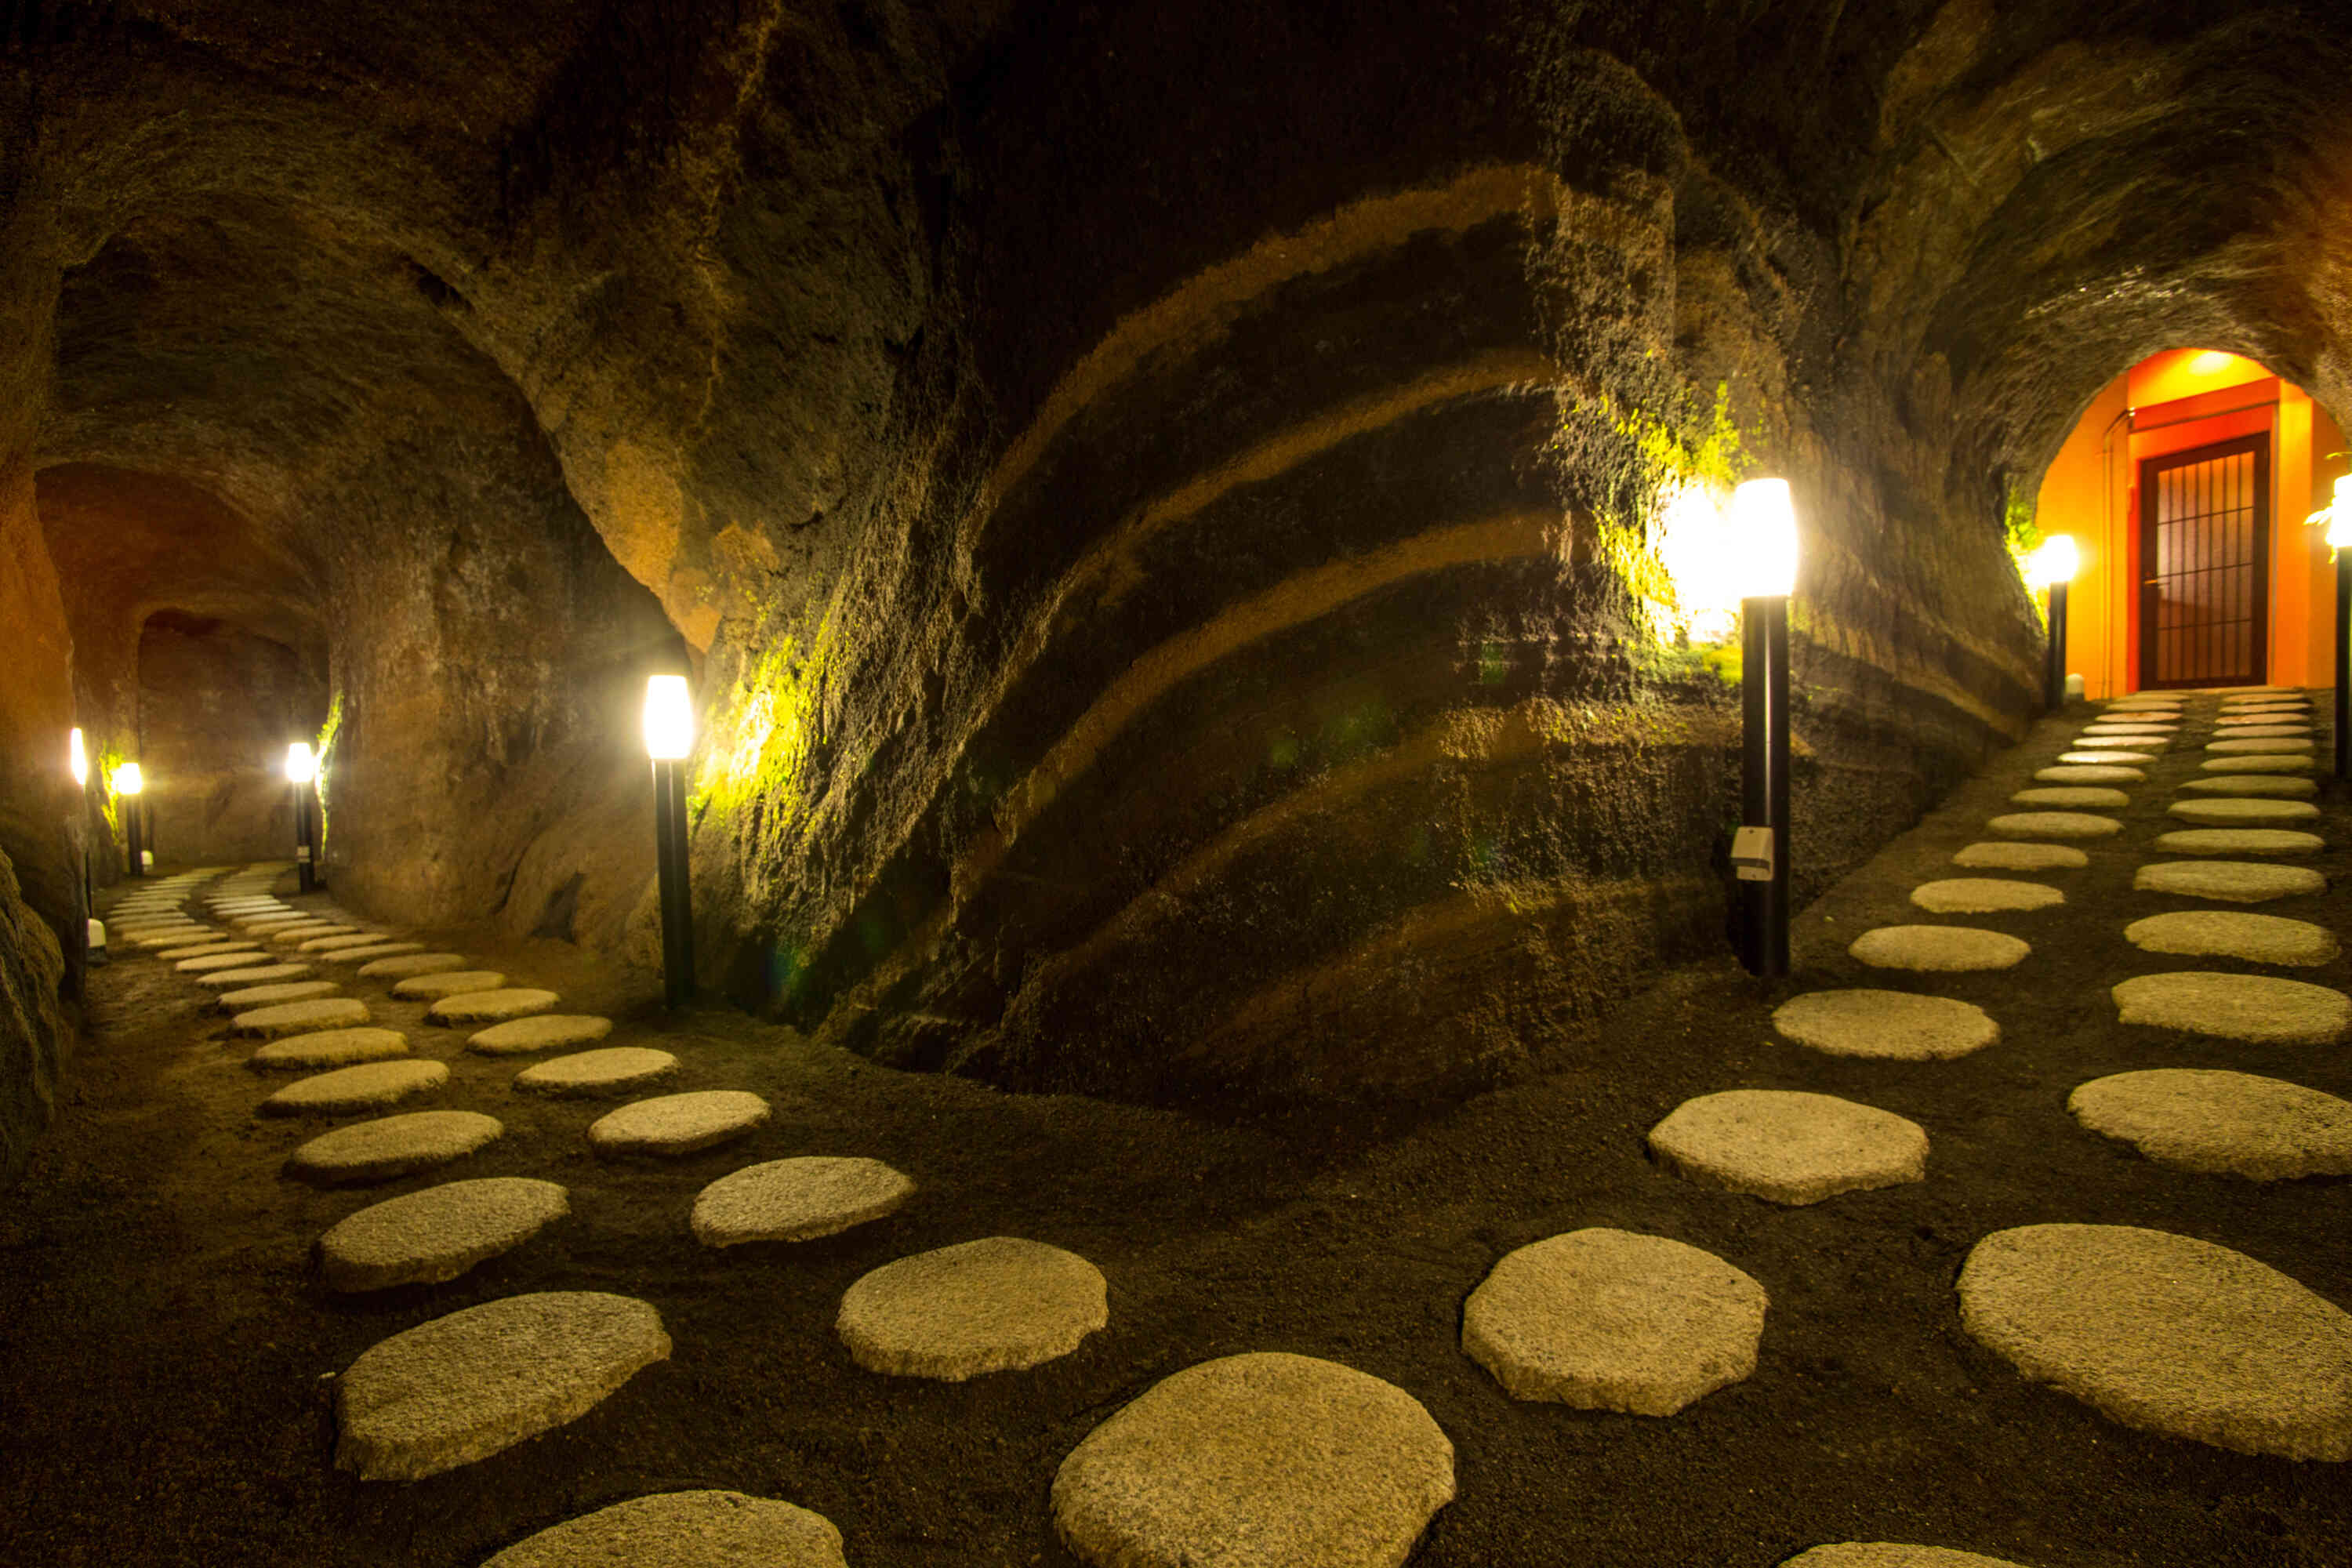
[2034, 349, 2345, 697]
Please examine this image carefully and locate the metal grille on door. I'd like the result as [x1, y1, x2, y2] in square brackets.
[2140, 434, 2269, 688]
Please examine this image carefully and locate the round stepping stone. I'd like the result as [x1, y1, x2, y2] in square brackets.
[234, 913, 315, 931]
[2057, 750, 2155, 765]
[220, 980, 341, 1011]
[157, 939, 259, 960]
[287, 1109, 504, 1184]
[2009, 787, 2129, 809]
[2198, 752, 2314, 772]
[270, 923, 357, 946]
[321, 942, 426, 964]
[2219, 711, 2307, 725]
[2209, 736, 2315, 753]
[2133, 861, 2325, 903]
[2180, 775, 2318, 798]
[479, 1492, 846, 1568]
[319, 1177, 571, 1292]
[197, 961, 312, 988]
[249, 1027, 412, 1072]
[514, 1047, 678, 1098]
[2081, 721, 2174, 733]
[2124, 909, 2339, 966]
[302, 932, 393, 953]
[261, 1058, 449, 1116]
[839, 1236, 1107, 1379]
[2213, 724, 2311, 738]
[1648, 1090, 1928, 1204]
[335, 1291, 670, 1479]
[391, 969, 506, 1000]
[2034, 764, 2143, 784]
[430, 988, 557, 1025]
[1909, 879, 2062, 914]
[1958, 1224, 2352, 1460]
[1951, 841, 2086, 872]
[469, 1014, 615, 1055]
[2113, 972, 2351, 1044]
[693, 1156, 916, 1247]
[1051, 1352, 1454, 1568]
[358, 950, 466, 978]
[2152, 828, 2324, 856]
[1783, 1550, 2034, 1568]
[1987, 811, 2120, 840]
[588, 1091, 771, 1157]
[1461, 1229, 1765, 1414]
[2069, 1069, 2352, 1181]
[234, 996, 372, 1038]
[1849, 925, 2028, 971]
[2168, 797, 2320, 827]
[1773, 990, 1998, 1060]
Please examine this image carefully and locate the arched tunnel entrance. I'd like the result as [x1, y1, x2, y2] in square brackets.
[2, 3, 2351, 1564]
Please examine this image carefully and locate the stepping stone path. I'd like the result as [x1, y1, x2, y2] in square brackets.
[1460, 1229, 1765, 1414]
[318, 1177, 571, 1291]
[220, 981, 340, 1011]
[260, 1059, 448, 1116]
[320, 942, 426, 964]
[2209, 736, 2314, 753]
[2124, 910, 2339, 966]
[2198, 753, 2314, 772]
[2179, 775, 2318, 798]
[2113, 972, 2351, 1044]
[1783, 1551, 2034, 1568]
[2009, 787, 2129, 809]
[358, 951, 464, 978]
[1952, 842, 2085, 871]
[286, 1109, 504, 1184]
[1773, 990, 1998, 1060]
[391, 969, 505, 1000]
[2057, 750, 2154, 765]
[1958, 1224, 2352, 1460]
[335, 1291, 670, 1479]
[838, 1236, 1108, 1379]
[249, 1027, 412, 1071]
[197, 962, 311, 988]
[589, 1091, 771, 1157]
[2069, 1069, 2352, 1181]
[2133, 861, 2325, 902]
[2033, 764, 2143, 784]
[430, 988, 557, 1025]
[1849, 925, 2029, 971]
[480, 1492, 847, 1568]
[2153, 828, 2324, 857]
[1909, 879, 2062, 914]
[1987, 811, 2119, 839]
[2169, 797, 2320, 826]
[514, 1047, 679, 1098]
[1051, 1352, 1454, 1568]
[693, 1156, 916, 1247]
[470, 1014, 613, 1054]
[1648, 1090, 1927, 1204]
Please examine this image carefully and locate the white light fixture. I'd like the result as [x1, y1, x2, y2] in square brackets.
[1728, 478, 1799, 599]
[68, 728, 86, 788]
[114, 762, 143, 797]
[2029, 535, 2080, 588]
[2331, 476, 2352, 552]
[285, 741, 317, 785]
[644, 674, 695, 760]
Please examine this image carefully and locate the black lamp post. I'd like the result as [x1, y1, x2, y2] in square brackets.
[118, 762, 145, 877]
[1730, 478, 1798, 979]
[287, 742, 321, 891]
[2032, 536, 2078, 710]
[644, 674, 696, 1008]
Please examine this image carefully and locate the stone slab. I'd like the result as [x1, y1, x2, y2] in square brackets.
[1951, 842, 2086, 872]
[157, 939, 260, 960]
[1051, 1352, 1454, 1568]
[2009, 787, 2130, 809]
[2208, 737, 2315, 753]
[588, 1091, 771, 1157]
[2219, 712, 2309, 725]
[514, 1047, 679, 1098]
[220, 980, 342, 1011]
[1773, 989, 1998, 1061]
[2113, 971, 2351, 1044]
[196, 962, 312, 988]
[480, 1492, 846, 1568]
[2070, 1069, 2352, 1181]
[1783, 1550, 2034, 1568]
[2211, 724, 2312, 738]
[261, 1058, 449, 1116]
[693, 1156, 916, 1247]
[2198, 753, 2314, 772]
[287, 1109, 504, 1185]
[1987, 812, 2120, 840]
[430, 988, 557, 1025]
[357, 951, 466, 978]
[392, 969, 506, 1000]
[319, 1177, 571, 1292]
[2033, 765, 2144, 784]
[2124, 910, 2339, 966]
[1909, 879, 2063, 914]
[270, 923, 358, 946]
[840, 1236, 1107, 1379]
[1649, 1090, 1928, 1204]
[2132, 861, 2325, 903]
[1461, 1229, 1765, 1414]
[249, 1027, 412, 1072]
[468, 1014, 615, 1055]
[2056, 750, 2156, 765]
[2179, 775, 2318, 798]
[336, 1291, 670, 1479]
[2151, 828, 2325, 856]
[320, 942, 427, 964]
[1958, 1224, 2352, 1460]
[1849, 925, 2029, 971]
[2169, 797, 2321, 827]
[301, 932, 394, 952]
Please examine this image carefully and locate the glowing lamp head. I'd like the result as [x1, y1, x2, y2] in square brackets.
[68, 728, 86, 787]
[2030, 535, 2080, 589]
[285, 742, 317, 786]
[1728, 478, 1799, 599]
[114, 762, 143, 797]
[2331, 476, 2352, 552]
[644, 674, 695, 760]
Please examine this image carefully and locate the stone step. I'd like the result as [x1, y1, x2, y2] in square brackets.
[318, 1177, 570, 1292]
[1649, 1089, 1927, 1204]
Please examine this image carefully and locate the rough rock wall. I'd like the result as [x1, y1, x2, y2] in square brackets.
[132, 612, 325, 866]
[0, 843, 68, 1190]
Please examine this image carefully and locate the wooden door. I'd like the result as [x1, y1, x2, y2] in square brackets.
[2139, 434, 2270, 688]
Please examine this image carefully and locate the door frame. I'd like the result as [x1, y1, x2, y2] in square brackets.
[2136, 431, 2271, 690]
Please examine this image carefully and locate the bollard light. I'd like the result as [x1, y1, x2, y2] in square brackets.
[1730, 477, 1797, 980]
[2332, 477, 2352, 782]
[2029, 535, 2078, 711]
[285, 742, 316, 785]
[286, 742, 321, 890]
[115, 762, 146, 878]
[644, 674, 696, 1007]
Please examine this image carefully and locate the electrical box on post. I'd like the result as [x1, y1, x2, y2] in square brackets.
[1731, 826, 1776, 883]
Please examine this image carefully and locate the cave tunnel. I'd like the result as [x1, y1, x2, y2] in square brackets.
[3, 2, 2351, 1563]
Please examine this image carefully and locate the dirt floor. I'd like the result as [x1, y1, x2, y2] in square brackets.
[3, 701, 2349, 1568]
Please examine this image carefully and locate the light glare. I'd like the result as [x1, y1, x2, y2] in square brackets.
[285, 742, 317, 785]
[1728, 478, 1799, 599]
[2030, 535, 2080, 588]
[68, 727, 86, 787]
[114, 762, 143, 797]
[644, 674, 695, 760]
[2331, 477, 2352, 551]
